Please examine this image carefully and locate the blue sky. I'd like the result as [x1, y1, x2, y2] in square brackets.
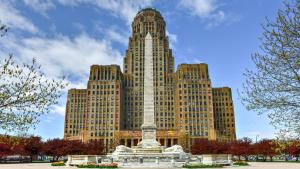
[0, 0, 285, 141]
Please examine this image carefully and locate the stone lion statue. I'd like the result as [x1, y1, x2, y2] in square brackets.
[113, 145, 133, 154]
[164, 145, 184, 153]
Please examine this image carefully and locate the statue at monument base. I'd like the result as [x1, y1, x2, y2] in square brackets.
[110, 144, 188, 161]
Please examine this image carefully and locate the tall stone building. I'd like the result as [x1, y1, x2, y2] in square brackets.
[212, 87, 236, 142]
[64, 8, 236, 152]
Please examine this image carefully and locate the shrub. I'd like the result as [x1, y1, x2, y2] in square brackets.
[182, 164, 223, 168]
[233, 161, 249, 166]
[77, 162, 118, 168]
[51, 161, 65, 166]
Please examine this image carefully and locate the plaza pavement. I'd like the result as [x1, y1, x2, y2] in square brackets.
[0, 162, 299, 169]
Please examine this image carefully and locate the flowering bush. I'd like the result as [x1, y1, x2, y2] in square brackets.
[77, 162, 118, 168]
[51, 161, 65, 166]
[182, 164, 223, 168]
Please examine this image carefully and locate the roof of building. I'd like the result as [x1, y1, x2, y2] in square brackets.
[137, 7, 161, 15]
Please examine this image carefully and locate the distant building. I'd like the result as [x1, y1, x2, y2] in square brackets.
[64, 8, 236, 153]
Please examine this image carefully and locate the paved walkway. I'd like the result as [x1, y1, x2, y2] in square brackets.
[0, 162, 299, 169]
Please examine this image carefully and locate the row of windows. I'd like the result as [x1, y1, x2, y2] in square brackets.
[179, 107, 209, 112]
[90, 132, 113, 137]
[90, 108, 115, 113]
[91, 84, 118, 89]
[215, 124, 235, 128]
[213, 102, 232, 106]
[212, 91, 229, 96]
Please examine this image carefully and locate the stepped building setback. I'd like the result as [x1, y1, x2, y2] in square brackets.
[64, 8, 236, 153]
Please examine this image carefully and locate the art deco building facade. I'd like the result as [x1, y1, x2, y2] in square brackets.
[64, 8, 236, 152]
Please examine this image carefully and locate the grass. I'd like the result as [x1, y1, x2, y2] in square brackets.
[233, 161, 249, 166]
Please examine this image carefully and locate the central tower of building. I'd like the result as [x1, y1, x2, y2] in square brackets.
[123, 8, 175, 131]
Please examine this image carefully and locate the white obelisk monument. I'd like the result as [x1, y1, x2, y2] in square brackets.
[137, 32, 161, 148]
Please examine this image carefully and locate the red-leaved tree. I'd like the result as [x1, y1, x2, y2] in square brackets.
[285, 140, 300, 161]
[191, 139, 228, 155]
[22, 136, 43, 162]
[254, 139, 278, 161]
[43, 138, 66, 161]
[0, 143, 11, 162]
[228, 137, 253, 161]
[84, 140, 104, 155]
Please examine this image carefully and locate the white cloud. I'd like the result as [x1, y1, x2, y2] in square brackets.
[1, 34, 123, 80]
[179, 0, 228, 28]
[179, 0, 216, 17]
[166, 31, 178, 49]
[23, 0, 55, 15]
[57, 0, 154, 25]
[106, 29, 128, 46]
[0, 1, 39, 33]
[0, 33, 123, 116]
[52, 104, 66, 116]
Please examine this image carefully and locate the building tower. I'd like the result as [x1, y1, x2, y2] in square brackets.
[123, 8, 176, 131]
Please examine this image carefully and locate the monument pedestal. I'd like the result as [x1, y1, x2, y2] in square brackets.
[137, 124, 161, 148]
[133, 147, 163, 154]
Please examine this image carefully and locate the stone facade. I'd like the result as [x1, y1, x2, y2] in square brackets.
[212, 88, 236, 142]
[64, 8, 236, 153]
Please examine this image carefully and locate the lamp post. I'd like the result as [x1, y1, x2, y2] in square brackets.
[255, 135, 259, 161]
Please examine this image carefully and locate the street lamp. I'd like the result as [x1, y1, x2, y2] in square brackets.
[255, 135, 259, 161]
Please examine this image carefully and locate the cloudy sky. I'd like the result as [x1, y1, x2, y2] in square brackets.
[0, 0, 284, 141]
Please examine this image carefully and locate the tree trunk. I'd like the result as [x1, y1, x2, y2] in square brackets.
[296, 156, 299, 161]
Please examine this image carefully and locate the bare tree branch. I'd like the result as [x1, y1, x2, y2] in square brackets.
[240, 0, 300, 138]
[0, 22, 67, 132]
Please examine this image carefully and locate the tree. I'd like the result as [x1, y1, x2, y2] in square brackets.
[23, 136, 42, 162]
[43, 138, 86, 161]
[254, 139, 279, 161]
[0, 56, 67, 132]
[0, 21, 67, 132]
[191, 139, 228, 155]
[84, 140, 104, 155]
[0, 143, 11, 162]
[64, 140, 85, 155]
[43, 138, 66, 162]
[240, 0, 300, 137]
[275, 138, 290, 161]
[285, 140, 300, 161]
[229, 137, 253, 161]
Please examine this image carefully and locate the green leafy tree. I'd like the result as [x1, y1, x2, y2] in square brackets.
[240, 0, 300, 138]
[0, 22, 67, 132]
